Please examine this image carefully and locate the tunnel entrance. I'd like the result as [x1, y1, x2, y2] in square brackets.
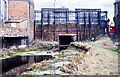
[59, 34, 76, 50]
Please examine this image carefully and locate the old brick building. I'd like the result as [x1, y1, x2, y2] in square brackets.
[35, 8, 108, 42]
[8, 0, 35, 42]
[114, 0, 120, 42]
[0, 0, 35, 49]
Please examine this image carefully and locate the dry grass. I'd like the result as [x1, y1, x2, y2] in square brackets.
[60, 36, 118, 75]
[30, 39, 59, 49]
[0, 49, 17, 57]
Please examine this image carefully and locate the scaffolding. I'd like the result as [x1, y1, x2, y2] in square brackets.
[35, 8, 108, 41]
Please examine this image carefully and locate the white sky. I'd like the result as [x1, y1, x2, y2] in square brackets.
[34, 0, 115, 22]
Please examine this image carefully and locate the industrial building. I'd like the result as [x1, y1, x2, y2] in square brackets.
[0, 0, 35, 49]
[0, 0, 108, 49]
[35, 8, 108, 42]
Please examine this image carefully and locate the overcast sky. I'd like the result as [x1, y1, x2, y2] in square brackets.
[34, 0, 115, 22]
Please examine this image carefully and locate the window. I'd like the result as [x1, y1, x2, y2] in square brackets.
[11, 23, 16, 28]
[36, 13, 41, 20]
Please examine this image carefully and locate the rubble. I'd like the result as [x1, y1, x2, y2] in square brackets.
[60, 66, 73, 74]
[70, 42, 91, 52]
[18, 45, 27, 49]
[10, 46, 17, 50]
[0, 49, 16, 57]
[30, 40, 59, 50]
[29, 63, 42, 70]
[41, 59, 53, 66]
[28, 60, 54, 71]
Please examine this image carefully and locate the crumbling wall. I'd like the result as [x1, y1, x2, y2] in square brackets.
[8, 1, 34, 42]
[0, 26, 28, 49]
[0, 26, 28, 37]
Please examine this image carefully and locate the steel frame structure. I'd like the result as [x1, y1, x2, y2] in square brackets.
[35, 8, 108, 41]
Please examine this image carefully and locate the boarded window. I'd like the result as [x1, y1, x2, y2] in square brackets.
[11, 23, 16, 28]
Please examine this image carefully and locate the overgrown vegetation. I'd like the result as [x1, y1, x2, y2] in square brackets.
[23, 36, 119, 75]
[1, 36, 119, 75]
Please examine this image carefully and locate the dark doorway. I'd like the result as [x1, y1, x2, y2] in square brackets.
[2, 37, 28, 49]
[59, 36, 74, 45]
[59, 35, 76, 51]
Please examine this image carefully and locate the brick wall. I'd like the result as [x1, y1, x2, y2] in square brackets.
[35, 24, 99, 41]
[28, 0, 35, 42]
[8, 1, 34, 42]
[8, 2, 28, 19]
[5, 22, 25, 28]
[0, 26, 27, 37]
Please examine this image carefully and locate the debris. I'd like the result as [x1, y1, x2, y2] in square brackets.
[28, 63, 50, 71]
[47, 51, 52, 53]
[60, 66, 73, 74]
[18, 45, 27, 49]
[70, 42, 91, 52]
[52, 48, 59, 52]
[41, 60, 53, 66]
[0, 49, 16, 57]
[1, 36, 118, 75]
[55, 53, 73, 58]
[40, 66, 51, 71]
[29, 63, 41, 70]
[30, 40, 59, 50]
[10, 46, 17, 50]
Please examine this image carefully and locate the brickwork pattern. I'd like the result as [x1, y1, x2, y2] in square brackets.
[5, 22, 25, 28]
[8, 2, 28, 19]
[7, 1, 34, 42]
[35, 24, 100, 41]
[0, 26, 27, 37]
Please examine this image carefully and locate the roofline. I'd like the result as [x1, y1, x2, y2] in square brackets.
[5, 19, 27, 23]
[8, 0, 31, 2]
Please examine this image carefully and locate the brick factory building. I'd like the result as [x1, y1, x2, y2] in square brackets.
[0, 0, 35, 49]
[35, 8, 108, 42]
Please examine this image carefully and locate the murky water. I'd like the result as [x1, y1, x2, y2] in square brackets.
[0, 47, 81, 76]
[21, 47, 80, 75]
